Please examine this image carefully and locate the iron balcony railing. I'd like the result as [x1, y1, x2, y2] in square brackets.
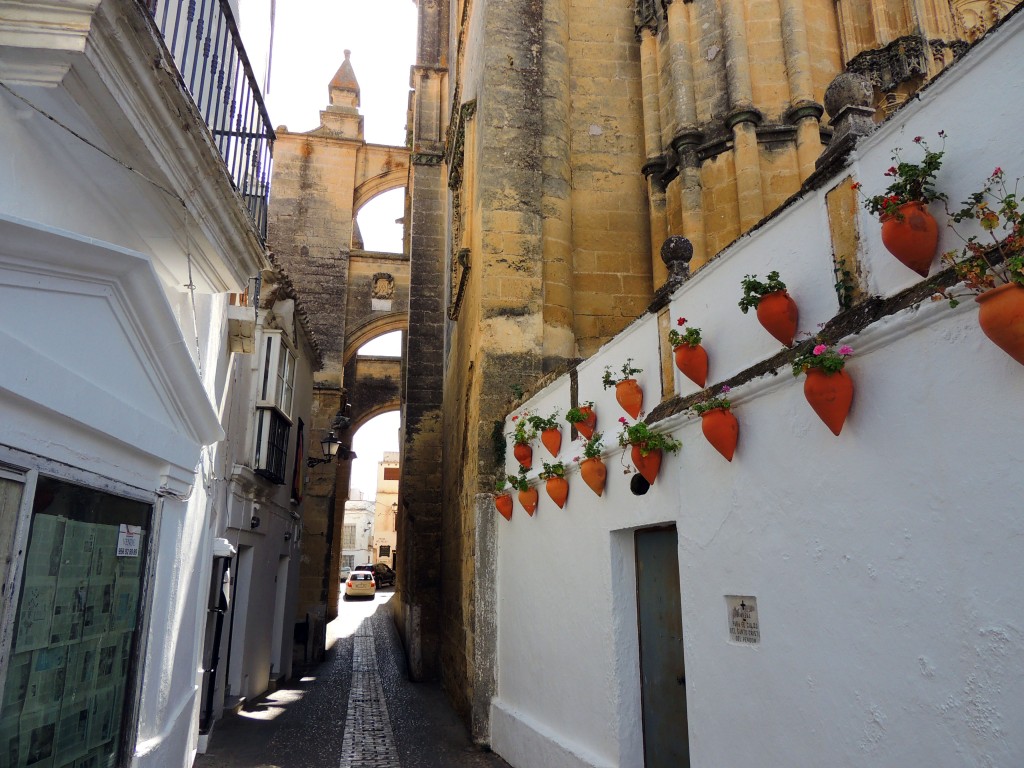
[144, 0, 275, 242]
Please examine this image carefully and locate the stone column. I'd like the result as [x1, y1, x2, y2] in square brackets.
[720, 0, 765, 230]
[639, 26, 668, 286]
[541, 0, 575, 369]
[780, 0, 823, 181]
[665, 0, 707, 267]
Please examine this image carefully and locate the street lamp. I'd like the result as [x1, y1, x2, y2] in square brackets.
[306, 432, 357, 467]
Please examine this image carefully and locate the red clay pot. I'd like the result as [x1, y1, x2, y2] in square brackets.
[513, 443, 533, 469]
[615, 379, 644, 419]
[756, 291, 799, 347]
[545, 477, 569, 508]
[580, 457, 607, 497]
[803, 368, 854, 436]
[495, 494, 513, 521]
[518, 487, 538, 516]
[575, 406, 597, 440]
[631, 445, 663, 485]
[674, 343, 708, 387]
[976, 283, 1024, 366]
[880, 201, 939, 277]
[541, 428, 562, 457]
[700, 408, 739, 461]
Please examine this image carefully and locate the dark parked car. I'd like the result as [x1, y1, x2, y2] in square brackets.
[354, 562, 396, 587]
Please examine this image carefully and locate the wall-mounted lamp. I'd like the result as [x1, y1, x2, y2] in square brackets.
[306, 433, 357, 468]
[250, 515, 261, 529]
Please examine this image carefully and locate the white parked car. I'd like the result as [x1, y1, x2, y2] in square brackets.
[343, 571, 376, 600]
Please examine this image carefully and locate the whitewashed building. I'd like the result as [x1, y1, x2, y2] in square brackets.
[491, 15, 1024, 768]
[342, 501, 375, 570]
[0, 2, 318, 767]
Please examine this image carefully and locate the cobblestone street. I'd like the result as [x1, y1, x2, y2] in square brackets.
[195, 593, 510, 768]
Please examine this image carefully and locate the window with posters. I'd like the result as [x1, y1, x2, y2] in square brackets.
[0, 476, 151, 768]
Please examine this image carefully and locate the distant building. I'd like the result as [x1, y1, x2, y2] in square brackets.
[373, 452, 399, 567]
[341, 501, 375, 570]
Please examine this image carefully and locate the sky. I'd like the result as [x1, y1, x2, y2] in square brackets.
[263, 1, 417, 497]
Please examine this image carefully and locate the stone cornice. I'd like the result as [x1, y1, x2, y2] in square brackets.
[0, 0, 103, 85]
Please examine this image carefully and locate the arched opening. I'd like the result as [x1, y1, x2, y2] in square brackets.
[346, 410, 401, 576]
[353, 187, 405, 253]
[357, 331, 402, 357]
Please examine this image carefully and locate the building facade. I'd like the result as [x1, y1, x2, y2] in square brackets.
[373, 452, 400, 567]
[0, 2, 320, 766]
[398, 0, 1024, 752]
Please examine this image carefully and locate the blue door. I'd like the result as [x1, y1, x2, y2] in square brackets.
[635, 526, 689, 767]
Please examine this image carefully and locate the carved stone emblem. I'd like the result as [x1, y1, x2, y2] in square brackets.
[371, 273, 395, 301]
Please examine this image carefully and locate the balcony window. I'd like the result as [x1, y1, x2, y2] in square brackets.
[253, 332, 296, 484]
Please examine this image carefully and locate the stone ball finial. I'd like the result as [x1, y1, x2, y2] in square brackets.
[824, 72, 874, 121]
[661, 235, 693, 281]
[661, 235, 693, 267]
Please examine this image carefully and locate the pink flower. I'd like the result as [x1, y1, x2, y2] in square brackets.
[573, 456, 581, 463]
[618, 417, 628, 425]
[812, 344, 827, 356]
[913, 136, 923, 143]
[839, 345, 853, 356]
[993, 167, 1004, 177]
[721, 385, 731, 393]
[677, 317, 686, 326]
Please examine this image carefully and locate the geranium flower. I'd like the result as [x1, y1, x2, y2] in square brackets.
[618, 417, 628, 425]
[721, 385, 731, 393]
[913, 136, 923, 143]
[839, 345, 853, 356]
[677, 317, 686, 326]
[813, 344, 827, 355]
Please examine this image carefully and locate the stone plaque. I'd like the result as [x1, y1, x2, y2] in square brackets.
[726, 595, 759, 644]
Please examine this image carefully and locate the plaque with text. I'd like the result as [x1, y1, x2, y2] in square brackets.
[726, 595, 760, 644]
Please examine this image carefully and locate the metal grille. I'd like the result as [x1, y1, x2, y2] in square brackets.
[143, 0, 275, 242]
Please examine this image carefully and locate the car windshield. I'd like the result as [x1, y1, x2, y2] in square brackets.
[351, 573, 372, 581]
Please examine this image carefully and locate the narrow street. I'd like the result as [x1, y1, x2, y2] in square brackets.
[196, 591, 510, 768]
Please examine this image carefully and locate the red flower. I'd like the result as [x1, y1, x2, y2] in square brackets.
[913, 136, 923, 143]
[677, 317, 686, 326]
[851, 181, 862, 190]
[993, 167, 1004, 177]
[885, 166, 898, 176]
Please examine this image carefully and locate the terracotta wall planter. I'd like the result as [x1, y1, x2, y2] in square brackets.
[513, 443, 533, 469]
[756, 291, 799, 346]
[615, 379, 644, 419]
[541, 428, 562, 457]
[580, 458, 607, 496]
[495, 494, 513, 521]
[700, 408, 739, 461]
[674, 343, 708, 387]
[976, 282, 1024, 366]
[518, 487, 538, 516]
[630, 445, 662, 485]
[880, 201, 938, 277]
[545, 477, 569, 508]
[803, 369, 854, 436]
[575, 406, 597, 440]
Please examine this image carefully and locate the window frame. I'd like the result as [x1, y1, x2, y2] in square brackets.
[0, 449, 158, 768]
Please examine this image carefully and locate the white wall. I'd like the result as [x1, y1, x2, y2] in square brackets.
[491, 16, 1024, 768]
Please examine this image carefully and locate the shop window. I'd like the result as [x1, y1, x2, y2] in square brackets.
[0, 476, 151, 768]
[253, 331, 296, 484]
